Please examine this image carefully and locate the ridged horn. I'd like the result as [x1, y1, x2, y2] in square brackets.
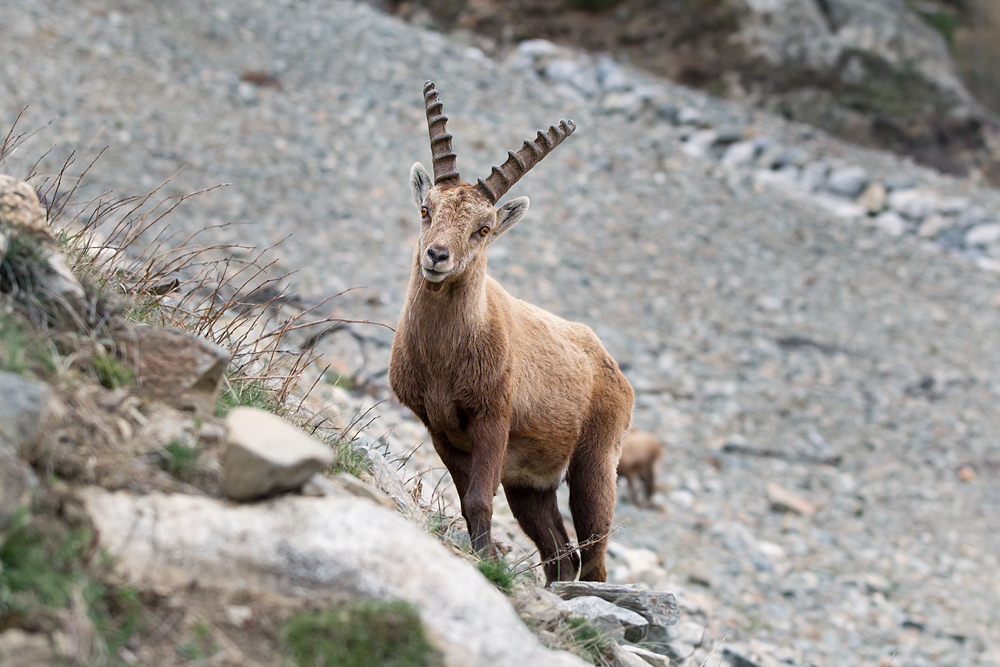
[423, 81, 460, 185]
[475, 119, 576, 205]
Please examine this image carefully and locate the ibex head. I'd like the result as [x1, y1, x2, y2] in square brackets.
[410, 81, 576, 291]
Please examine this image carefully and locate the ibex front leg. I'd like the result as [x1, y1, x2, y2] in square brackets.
[430, 422, 507, 558]
[460, 416, 508, 558]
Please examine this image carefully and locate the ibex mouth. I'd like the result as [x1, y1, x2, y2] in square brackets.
[422, 267, 450, 283]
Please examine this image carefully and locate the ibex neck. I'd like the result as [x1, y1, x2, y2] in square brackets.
[406, 255, 489, 326]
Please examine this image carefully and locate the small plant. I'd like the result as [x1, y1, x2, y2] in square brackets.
[216, 375, 283, 416]
[281, 599, 441, 667]
[92, 350, 132, 389]
[161, 438, 200, 482]
[331, 436, 373, 478]
[476, 557, 516, 596]
[0, 509, 146, 656]
[0, 310, 56, 376]
[177, 621, 218, 661]
[561, 616, 615, 665]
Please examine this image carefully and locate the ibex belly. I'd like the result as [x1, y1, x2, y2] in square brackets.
[502, 434, 573, 488]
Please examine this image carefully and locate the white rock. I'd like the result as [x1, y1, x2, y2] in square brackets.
[223, 406, 335, 500]
[874, 211, 909, 237]
[753, 166, 800, 190]
[721, 140, 759, 169]
[856, 182, 886, 213]
[918, 215, 951, 238]
[79, 488, 588, 667]
[965, 223, 1000, 247]
[620, 644, 672, 667]
[887, 188, 940, 221]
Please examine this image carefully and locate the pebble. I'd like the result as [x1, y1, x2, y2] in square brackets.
[826, 165, 869, 198]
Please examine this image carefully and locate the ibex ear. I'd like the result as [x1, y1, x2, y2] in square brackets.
[410, 163, 432, 209]
[492, 197, 529, 243]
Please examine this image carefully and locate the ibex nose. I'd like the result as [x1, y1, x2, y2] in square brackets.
[426, 244, 449, 264]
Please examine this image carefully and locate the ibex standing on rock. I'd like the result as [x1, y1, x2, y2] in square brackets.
[390, 82, 634, 583]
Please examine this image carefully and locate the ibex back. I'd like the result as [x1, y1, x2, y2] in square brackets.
[389, 81, 634, 583]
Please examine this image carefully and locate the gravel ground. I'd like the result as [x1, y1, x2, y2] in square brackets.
[3, 1, 1000, 665]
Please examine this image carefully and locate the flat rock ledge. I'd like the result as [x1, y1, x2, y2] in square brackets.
[79, 487, 587, 667]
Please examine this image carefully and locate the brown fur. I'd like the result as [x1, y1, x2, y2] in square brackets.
[617, 431, 665, 508]
[390, 175, 634, 584]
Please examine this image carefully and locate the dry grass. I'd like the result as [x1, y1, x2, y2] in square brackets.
[0, 115, 403, 665]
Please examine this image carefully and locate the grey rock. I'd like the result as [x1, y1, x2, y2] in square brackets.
[618, 644, 672, 667]
[883, 173, 918, 191]
[609, 643, 653, 667]
[799, 161, 830, 192]
[356, 437, 426, 524]
[223, 406, 335, 500]
[548, 581, 679, 630]
[79, 488, 588, 667]
[675, 106, 704, 126]
[0, 371, 50, 454]
[0, 447, 37, 539]
[887, 189, 939, 221]
[753, 166, 800, 190]
[917, 215, 951, 239]
[965, 223, 1000, 247]
[721, 141, 760, 169]
[558, 595, 648, 642]
[544, 59, 600, 98]
[874, 211, 909, 237]
[769, 146, 810, 169]
[119, 325, 230, 417]
[595, 55, 631, 93]
[955, 206, 991, 229]
[826, 165, 869, 198]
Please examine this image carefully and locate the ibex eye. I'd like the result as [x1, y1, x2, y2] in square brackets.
[420, 206, 429, 218]
[479, 226, 490, 237]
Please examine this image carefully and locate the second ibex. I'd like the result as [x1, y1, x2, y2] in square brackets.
[389, 81, 634, 583]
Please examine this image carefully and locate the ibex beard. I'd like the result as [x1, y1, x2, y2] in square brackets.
[389, 81, 634, 584]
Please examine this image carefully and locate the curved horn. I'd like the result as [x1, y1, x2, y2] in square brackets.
[423, 81, 459, 185]
[475, 120, 576, 205]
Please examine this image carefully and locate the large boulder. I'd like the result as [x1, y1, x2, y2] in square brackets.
[117, 324, 230, 417]
[79, 487, 587, 667]
[732, 0, 989, 173]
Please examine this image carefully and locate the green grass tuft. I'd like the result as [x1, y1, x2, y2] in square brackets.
[0, 510, 145, 656]
[161, 438, 200, 482]
[562, 616, 615, 664]
[216, 376, 283, 416]
[476, 557, 516, 596]
[93, 351, 132, 389]
[0, 311, 56, 377]
[282, 599, 441, 667]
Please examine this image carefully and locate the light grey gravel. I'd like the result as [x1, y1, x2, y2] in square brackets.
[2, 2, 1000, 665]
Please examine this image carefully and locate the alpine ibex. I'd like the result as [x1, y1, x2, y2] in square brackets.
[617, 431, 664, 508]
[389, 82, 634, 583]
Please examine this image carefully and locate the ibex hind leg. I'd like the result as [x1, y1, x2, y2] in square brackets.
[504, 484, 580, 584]
[568, 425, 624, 582]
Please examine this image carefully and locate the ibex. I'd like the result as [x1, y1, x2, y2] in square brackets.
[389, 82, 634, 583]
[617, 431, 664, 508]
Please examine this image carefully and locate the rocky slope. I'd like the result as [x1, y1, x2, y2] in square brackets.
[389, 0, 1000, 179]
[3, 0, 1000, 665]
